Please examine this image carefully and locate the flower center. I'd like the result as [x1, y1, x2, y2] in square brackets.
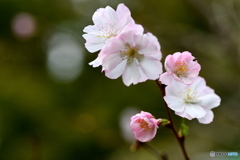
[121, 44, 143, 65]
[98, 32, 116, 39]
[183, 89, 199, 104]
[174, 61, 189, 77]
[97, 23, 117, 40]
[138, 119, 150, 132]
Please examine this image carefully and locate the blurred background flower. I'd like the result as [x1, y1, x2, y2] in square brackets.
[0, 0, 239, 160]
[11, 12, 36, 39]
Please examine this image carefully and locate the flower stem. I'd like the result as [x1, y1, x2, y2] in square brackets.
[155, 80, 190, 160]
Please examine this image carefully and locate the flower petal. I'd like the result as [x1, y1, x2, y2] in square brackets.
[159, 72, 173, 85]
[130, 122, 142, 132]
[198, 110, 214, 124]
[122, 60, 141, 86]
[184, 104, 206, 118]
[187, 63, 201, 78]
[165, 80, 185, 97]
[137, 33, 161, 60]
[135, 128, 156, 142]
[181, 76, 194, 85]
[83, 25, 98, 35]
[139, 57, 162, 80]
[92, 8, 106, 25]
[104, 54, 127, 79]
[175, 109, 194, 120]
[164, 55, 176, 72]
[116, 3, 134, 32]
[82, 33, 104, 53]
[190, 76, 206, 93]
[136, 33, 162, 60]
[164, 96, 185, 112]
[199, 93, 221, 109]
[102, 6, 117, 24]
[89, 56, 102, 68]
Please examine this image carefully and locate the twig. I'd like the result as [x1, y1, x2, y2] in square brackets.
[155, 80, 190, 160]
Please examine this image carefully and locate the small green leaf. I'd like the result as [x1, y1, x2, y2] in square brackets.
[179, 123, 189, 137]
[159, 119, 170, 126]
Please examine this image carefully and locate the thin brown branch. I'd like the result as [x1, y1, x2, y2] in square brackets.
[155, 80, 190, 160]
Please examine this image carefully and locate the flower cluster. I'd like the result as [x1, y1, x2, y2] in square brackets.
[83, 3, 162, 86]
[161, 52, 221, 124]
[83, 3, 221, 143]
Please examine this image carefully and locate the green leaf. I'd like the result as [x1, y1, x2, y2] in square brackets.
[179, 123, 189, 137]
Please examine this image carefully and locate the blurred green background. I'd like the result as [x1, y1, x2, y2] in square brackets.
[0, 0, 239, 160]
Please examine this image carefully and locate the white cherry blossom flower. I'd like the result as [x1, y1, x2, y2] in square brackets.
[164, 76, 221, 124]
[82, 3, 134, 53]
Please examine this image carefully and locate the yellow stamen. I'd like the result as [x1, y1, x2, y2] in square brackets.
[121, 45, 143, 65]
[138, 119, 150, 132]
[175, 61, 189, 77]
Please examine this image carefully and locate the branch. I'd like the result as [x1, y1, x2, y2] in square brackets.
[155, 80, 190, 160]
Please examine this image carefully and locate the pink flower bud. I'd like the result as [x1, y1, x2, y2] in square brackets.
[130, 111, 159, 142]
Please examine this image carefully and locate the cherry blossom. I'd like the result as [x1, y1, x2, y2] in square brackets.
[160, 51, 201, 85]
[164, 76, 221, 124]
[100, 24, 163, 86]
[130, 111, 159, 142]
[89, 24, 144, 68]
[82, 3, 134, 53]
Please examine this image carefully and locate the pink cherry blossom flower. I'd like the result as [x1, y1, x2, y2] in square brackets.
[164, 76, 221, 124]
[130, 111, 159, 142]
[160, 51, 201, 85]
[82, 3, 134, 53]
[100, 24, 163, 86]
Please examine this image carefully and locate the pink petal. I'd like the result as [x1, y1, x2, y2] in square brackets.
[118, 24, 144, 46]
[137, 33, 161, 60]
[121, 24, 144, 36]
[139, 57, 163, 80]
[122, 60, 141, 86]
[172, 74, 182, 83]
[130, 121, 142, 132]
[101, 6, 117, 24]
[135, 128, 156, 142]
[164, 55, 176, 72]
[140, 111, 153, 118]
[198, 110, 214, 124]
[171, 52, 182, 61]
[104, 54, 127, 79]
[181, 76, 194, 85]
[159, 72, 173, 85]
[180, 51, 192, 61]
[116, 3, 134, 32]
[187, 63, 201, 78]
